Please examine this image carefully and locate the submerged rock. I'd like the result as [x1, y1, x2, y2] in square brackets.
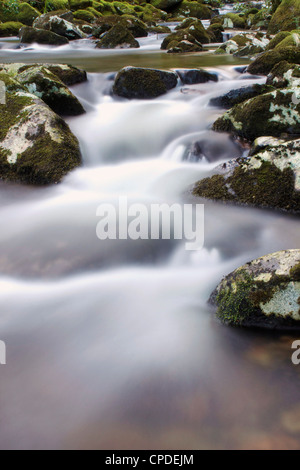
[95, 24, 139, 49]
[193, 136, 300, 213]
[177, 68, 218, 84]
[113, 66, 178, 99]
[0, 83, 81, 185]
[17, 65, 85, 116]
[19, 26, 69, 46]
[213, 88, 300, 141]
[210, 249, 300, 330]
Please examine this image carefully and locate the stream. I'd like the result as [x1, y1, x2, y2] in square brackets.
[0, 30, 300, 450]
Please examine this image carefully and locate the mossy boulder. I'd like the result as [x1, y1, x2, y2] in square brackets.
[207, 23, 224, 43]
[44, 63, 87, 85]
[44, 0, 70, 11]
[17, 65, 85, 116]
[33, 10, 74, 27]
[223, 13, 247, 29]
[172, 1, 213, 20]
[161, 30, 203, 52]
[73, 9, 95, 23]
[267, 61, 300, 88]
[275, 31, 300, 50]
[0, 22, 23, 37]
[113, 66, 178, 99]
[265, 31, 292, 50]
[268, 0, 300, 34]
[19, 26, 69, 45]
[148, 25, 171, 34]
[177, 68, 218, 84]
[33, 14, 85, 39]
[0, 82, 81, 185]
[213, 87, 300, 141]
[216, 33, 269, 57]
[193, 136, 300, 213]
[210, 250, 300, 330]
[174, 18, 211, 44]
[95, 23, 139, 48]
[247, 46, 300, 75]
[210, 84, 274, 108]
[0, 0, 20, 22]
[69, 0, 93, 11]
[17, 3, 40, 26]
[93, 15, 147, 38]
[149, 0, 182, 11]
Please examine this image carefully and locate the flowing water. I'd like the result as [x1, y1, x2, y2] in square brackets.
[0, 32, 300, 450]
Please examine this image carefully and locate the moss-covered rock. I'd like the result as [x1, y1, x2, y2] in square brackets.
[0, 82, 81, 185]
[267, 61, 300, 88]
[95, 23, 139, 48]
[45, 0, 70, 11]
[213, 87, 300, 141]
[33, 9, 74, 26]
[275, 31, 300, 49]
[149, 0, 182, 11]
[93, 14, 147, 38]
[210, 84, 274, 108]
[17, 3, 40, 26]
[161, 30, 203, 51]
[193, 136, 300, 213]
[177, 68, 218, 84]
[0, 0, 20, 22]
[113, 66, 178, 99]
[172, 1, 213, 20]
[247, 46, 300, 75]
[209, 250, 300, 330]
[216, 33, 269, 57]
[223, 13, 247, 29]
[265, 30, 292, 50]
[207, 23, 224, 43]
[174, 18, 211, 44]
[17, 65, 85, 116]
[268, 0, 300, 34]
[148, 25, 171, 34]
[0, 21, 23, 37]
[33, 14, 85, 39]
[69, 0, 93, 11]
[19, 25, 69, 45]
[73, 9, 95, 23]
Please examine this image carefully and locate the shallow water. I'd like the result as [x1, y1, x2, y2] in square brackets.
[0, 37, 299, 450]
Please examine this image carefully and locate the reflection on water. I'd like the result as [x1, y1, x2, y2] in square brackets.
[0, 42, 299, 450]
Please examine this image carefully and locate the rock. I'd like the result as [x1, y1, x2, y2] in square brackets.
[247, 47, 300, 75]
[193, 136, 300, 213]
[209, 84, 274, 108]
[149, 0, 182, 11]
[69, 0, 93, 11]
[213, 87, 300, 140]
[172, 1, 213, 20]
[268, 0, 300, 34]
[95, 24, 139, 49]
[0, 22, 23, 37]
[161, 30, 203, 51]
[167, 40, 203, 53]
[33, 10, 74, 28]
[93, 15, 148, 39]
[207, 24, 224, 43]
[33, 14, 85, 40]
[73, 9, 95, 23]
[175, 18, 211, 44]
[0, 82, 81, 185]
[147, 25, 171, 34]
[266, 61, 300, 88]
[17, 65, 85, 116]
[17, 3, 40, 26]
[216, 33, 269, 57]
[209, 250, 300, 330]
[223, 13, 247, 29]
[19, 26, 69, 46]
[113, 66, 178, 99]
[265, 31, 291, 51]
[177, 68, 218, 84]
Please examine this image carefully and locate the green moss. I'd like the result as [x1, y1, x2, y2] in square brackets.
[247, 46, 300, 75]
[0, 92, 32, 141]
[172, 1, 213, 20]
[69, 0, 93, 10]
[95, 23, 139, 48]
[266, 31, 292, 50]
[268, 0, 300, 34]
[17, 2, 40, 26]
[224, 13, 247, 29]
[0, 0, 20, 22]
[0, 21, 23, 36]
[73, 9, 95, 22]
[193, 174, 233, 200]
[86, 6, 102, 17]
[45, 0, 69, 11]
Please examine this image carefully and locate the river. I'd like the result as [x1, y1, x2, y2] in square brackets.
[0, 29, 299, 450]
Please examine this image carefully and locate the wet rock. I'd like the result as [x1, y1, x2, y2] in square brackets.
[161, 30, 203, 52]
[223, 13, 247, 29]
[93, 15, 148, 39]
[17, 65, 85, 116]
[193, 136, 300, 213]
[207, 24, 224, 43]
[266, 61, 300, 88]
[174, 18, 211, 44]
[177, 68, 218, 84]
[213, 87, 300, 141]
[210, 84, 273, 109]
[268, 0, 300, 34]
[33, 10, 74, 28]
[209, 249, 300, 330]
[0, 22, 23, 37]
[113, 66, 178, 99]
[0, 80, 81, 185]
[33, 14, 85, 40]
[182, 133, 243, 163]
[19, 26, 69, 46]
[95, 24, 139, 49]
[247, 47, 300, 75]
[216, 33, 269, 57]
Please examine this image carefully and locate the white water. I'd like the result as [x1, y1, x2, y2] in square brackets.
[0, 44, 299, 449]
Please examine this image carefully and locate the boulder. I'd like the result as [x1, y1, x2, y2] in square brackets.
[247, 46, 300, 75]
[93, 15, 148, 39]
[17, 3, 40, 26]
[69, 0, 93, 11]
[216, 33, 269, 57]
[268, 0, 300, 34]
[207, 24, 224, 43]
[33, 14, 85, 40]
[213, 87, 300, 141]
[172, 1, 213, 20]
[95, 24, 139, 49]
[177, 68, 218, 84]
[193, 136, 300, 213]
[149, 0, 182, 11]
[175, 18, 211, 44]
[161, 30, 203, 51]
[0, 22, 23, 37]
[73, 9, 95, 23]
[19, 26, 69, 46]
[0, 81, 81, 185]
[33, 10, 74, 28]
[113, 66, 178, 99]
[210, 84, 274, 108]
[210, 250, 300, 330]
[17, 65, 85, 116]
[266, 61, 300, 88]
